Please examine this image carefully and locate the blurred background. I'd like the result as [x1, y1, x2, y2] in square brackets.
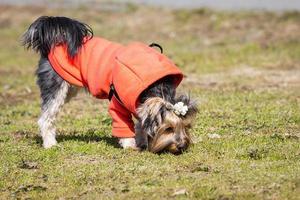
[1, 0, 300, 11]
[0, 1, 299, 199]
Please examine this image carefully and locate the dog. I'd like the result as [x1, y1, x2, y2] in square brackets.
[22, 16, 198, 154]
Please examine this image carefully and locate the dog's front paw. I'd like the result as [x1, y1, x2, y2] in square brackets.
[118, 138, 139, 150]
[43, 136, 58, 149]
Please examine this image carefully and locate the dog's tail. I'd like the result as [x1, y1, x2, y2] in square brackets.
[22, 16, 93, 57]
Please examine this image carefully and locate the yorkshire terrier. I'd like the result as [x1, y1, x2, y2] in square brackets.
[22, 16, 198, 154]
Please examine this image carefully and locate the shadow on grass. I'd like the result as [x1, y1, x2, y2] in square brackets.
[33, 131, 120, 149]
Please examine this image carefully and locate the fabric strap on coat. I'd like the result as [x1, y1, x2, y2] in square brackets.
[149, 43, 163, 53]
[108, 84, 122, 103]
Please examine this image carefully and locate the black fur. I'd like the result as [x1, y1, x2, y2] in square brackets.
[139, 76, 197, 135]
[36, 58, 65, 107]
[140, 75, 176, 104]
[22, 16, 93, 57]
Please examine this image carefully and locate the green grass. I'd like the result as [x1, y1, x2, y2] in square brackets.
[0, 4, 300, 200]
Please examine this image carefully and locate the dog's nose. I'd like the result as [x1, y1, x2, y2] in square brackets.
[140, 144, 147, 150]
[177, 143, 187, 152]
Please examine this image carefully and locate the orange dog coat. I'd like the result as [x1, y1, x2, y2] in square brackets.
[48, 37, 183, 138]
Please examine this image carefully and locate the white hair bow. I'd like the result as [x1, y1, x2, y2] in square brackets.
[173, 102, 188, 116]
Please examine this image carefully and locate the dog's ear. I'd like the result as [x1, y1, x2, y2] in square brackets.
[175, 94, 198, 121]
[136, 97, 167, 138]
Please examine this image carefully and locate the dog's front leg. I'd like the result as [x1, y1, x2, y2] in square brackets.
[118, 138, 138, 149]
[135, 122, 148, 150]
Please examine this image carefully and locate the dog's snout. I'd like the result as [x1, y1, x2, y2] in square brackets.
[177, 143, 187, 152]
[140, 144, 147, 150]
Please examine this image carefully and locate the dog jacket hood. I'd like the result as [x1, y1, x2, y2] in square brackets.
[48, 37, 183, 138]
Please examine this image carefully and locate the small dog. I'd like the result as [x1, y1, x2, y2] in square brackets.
[22, 16, 198, 154]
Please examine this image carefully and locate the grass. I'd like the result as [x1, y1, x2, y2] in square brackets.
[0, 3, 300, 200]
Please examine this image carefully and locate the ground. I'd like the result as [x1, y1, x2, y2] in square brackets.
[0, 4, 299, 200]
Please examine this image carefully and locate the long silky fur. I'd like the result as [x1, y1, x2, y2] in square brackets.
[138, 76, 176, 138]
[22, 16, 93, 57]
[137, 76, 198, 153]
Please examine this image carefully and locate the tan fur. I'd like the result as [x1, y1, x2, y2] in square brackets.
[136, 97, 197, 154]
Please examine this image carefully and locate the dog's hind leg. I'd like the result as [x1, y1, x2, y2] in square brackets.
[36, 58, 70, 148]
